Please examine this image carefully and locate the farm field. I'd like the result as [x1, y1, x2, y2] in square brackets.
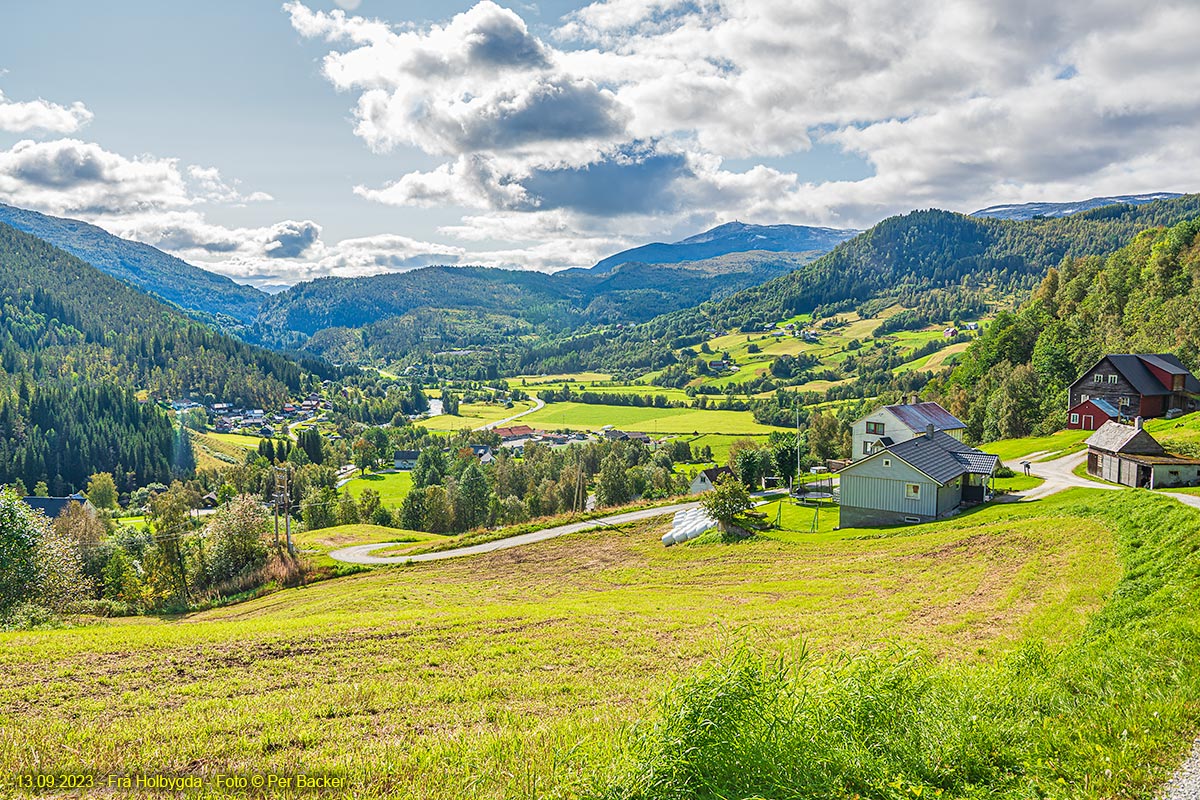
[521, 401, 784, 434]
[416, 399, 536, 432]
[0, 490, 1132, 799]
[344, 470, 413, 508]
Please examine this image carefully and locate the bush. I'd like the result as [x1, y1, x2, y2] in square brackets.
[994, 464, 1016, 478]
[2, 603, 63, 631]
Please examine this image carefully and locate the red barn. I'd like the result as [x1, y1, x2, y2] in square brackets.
[1067, 397, 1122, 430]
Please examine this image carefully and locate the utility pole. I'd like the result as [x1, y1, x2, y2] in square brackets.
[282, 467, 294, 555]
[272, 468, 281, 547]
[794, 397, 801, 496]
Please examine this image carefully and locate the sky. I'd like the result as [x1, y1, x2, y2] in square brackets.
[0, 0, 1196, 290]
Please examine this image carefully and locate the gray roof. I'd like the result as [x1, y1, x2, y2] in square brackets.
[857, 431, 998, 485]
[884, 402, 966, 433]
[1085, 421, 1166, 456]
[21, 495, 90, 519]
[1076, 397, 1122, 418]
[1088, 354, 1200, 396]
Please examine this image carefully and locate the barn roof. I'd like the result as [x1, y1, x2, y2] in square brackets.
[1086, 421, 1166, 456]
[883, 402, 966, 433]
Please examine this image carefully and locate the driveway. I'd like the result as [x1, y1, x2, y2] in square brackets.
[330, 499, 702, 564]
[1003, 451, 1200, 511]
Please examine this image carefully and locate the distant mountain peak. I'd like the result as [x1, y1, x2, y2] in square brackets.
[592, 221, 859, 273]
[971, 192, 1184, 221]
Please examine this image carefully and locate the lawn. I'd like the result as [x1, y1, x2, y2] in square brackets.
[521, 401, 783, 434]
[0, 490, 1133, 799]
[978, 427, 1092, 462]
[415, 399, 536, 432]
[343, 470, 413, 507]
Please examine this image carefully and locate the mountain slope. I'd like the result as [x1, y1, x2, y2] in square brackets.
[520, 194, 1200, 374]
[941, 215, 1200, 442]
[253, 249, 825, 349]
[0, 203, 266, 324]
[591, 221, 857, 272]
[971, 192, 1183, 221]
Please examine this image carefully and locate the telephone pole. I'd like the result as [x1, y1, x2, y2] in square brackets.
[282, 467, 294, 555]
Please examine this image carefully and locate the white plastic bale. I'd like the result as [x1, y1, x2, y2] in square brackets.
[662, 531, 675, 546]
[671, 529, 691, 544]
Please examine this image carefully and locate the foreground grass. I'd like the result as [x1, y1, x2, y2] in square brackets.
[598, 489, 1200, 799]
[0, 492, 1123, 798]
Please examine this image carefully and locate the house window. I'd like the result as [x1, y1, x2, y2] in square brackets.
[1119, 396, 1131, 407]
[883, 459, 891, 467]
[1093, 374, 1103, 383]
[863, 441, 873, 455]
[1070, 413, 1079, 424]
[1108, 374, 1119, 384]
[1081, 394, 1090, 402]
[866, 421, 885, 435]
[905, 483, 921, 500]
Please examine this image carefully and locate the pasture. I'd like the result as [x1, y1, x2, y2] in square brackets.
[0, 491, 1133, 799]
[520, 401, 784, 434]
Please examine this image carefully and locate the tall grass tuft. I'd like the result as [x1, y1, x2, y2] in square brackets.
[595, 490, 1200, 799]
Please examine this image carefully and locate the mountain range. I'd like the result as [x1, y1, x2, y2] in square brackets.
[590, 221, 858, 272]
[0, 203, 267, 325]
[971, 192, 1184, 221]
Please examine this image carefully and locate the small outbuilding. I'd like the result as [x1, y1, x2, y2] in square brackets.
[1067, 397, 1124, 431]
[1085, 420, 1200, 489]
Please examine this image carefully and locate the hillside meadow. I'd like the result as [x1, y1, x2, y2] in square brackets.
[522, 402, 782, 434]
[1, 489, 1162, 799]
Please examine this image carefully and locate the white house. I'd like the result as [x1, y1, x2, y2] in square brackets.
[690, 466, 734, 494]
[851, 400, 966, 460]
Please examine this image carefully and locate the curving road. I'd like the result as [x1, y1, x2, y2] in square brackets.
[474, 397, 546, 432]
[330, 499, 701, 564]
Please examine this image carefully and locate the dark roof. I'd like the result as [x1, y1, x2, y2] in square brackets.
[1086, 421, 1166, 456]
[847, 431, 998, 485]
[394, 450, 419, 459]
[697, 466, 734, 483]
[21, 496, 90, 518]
[884, 402, 966, 433]
[1086, 354, 1200, 396]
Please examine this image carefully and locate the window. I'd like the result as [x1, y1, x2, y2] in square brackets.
[866, 421, 885, 435]
[883, 459, 891, 467]
[1094, 374, 1103, 383]
[905, 483, 921, 500]
[863, 441, 873, 455]
[1081, 394, 1090, 402]
[1119, 395, 1131, 407]
[1175, 375, 1185, 391]
[1108, 374, 1119, 384]
[1070, 413, 1080, 424]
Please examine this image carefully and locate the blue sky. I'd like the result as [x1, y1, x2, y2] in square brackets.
[0, 0, 1196, 288]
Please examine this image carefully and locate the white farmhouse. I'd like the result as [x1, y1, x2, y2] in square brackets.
[851, 400, 966, 460]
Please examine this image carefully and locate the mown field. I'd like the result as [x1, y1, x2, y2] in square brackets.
[416, 400, 536, 432]
[343, 470, 414, 508]
[522, 402, 783, 434]
[2, 489, 1162, 799]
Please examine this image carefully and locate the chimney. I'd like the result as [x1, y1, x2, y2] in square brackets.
[1135, 416, 1143, 430]
[926, 423, 935, 438]
[911, 394, 920, 405]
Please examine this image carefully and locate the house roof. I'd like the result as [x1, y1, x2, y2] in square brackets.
[394, 450, 419, 460]
[21, 496, 90, 518]
[1086, 421, 1166, 456]
[882, 402, 966, 433]
[844, 431, 998, 485]
[696, 466, 734, 483]
[1090, 354, 1200, 396]
[1071, 397, 1121, 418]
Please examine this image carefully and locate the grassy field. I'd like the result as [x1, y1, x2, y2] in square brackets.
[416, 400, 536, 432]
[978, 427, 1092, 462]
[343, 470, 413, 508]
[0, 490, 1139, 799]
[521, 402, 783, 434]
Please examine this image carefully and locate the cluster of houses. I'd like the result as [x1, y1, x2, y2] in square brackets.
[208, 394, 326, 437]
[1066, 353, 1199, 430]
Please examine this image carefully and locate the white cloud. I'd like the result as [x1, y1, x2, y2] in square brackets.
[0, 89, 93, 134]
[286, 0, 1200, 274]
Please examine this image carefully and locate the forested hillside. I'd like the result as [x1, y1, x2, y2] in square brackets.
[515, 195, 1200, 375]
[0, 203, 266, 324]
[0, 222, 306, 407]
[252, 251, 823, 353]
[934, 215, 1200, 441]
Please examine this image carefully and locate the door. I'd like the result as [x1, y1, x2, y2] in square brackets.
[1083, 415, 1093, 429]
